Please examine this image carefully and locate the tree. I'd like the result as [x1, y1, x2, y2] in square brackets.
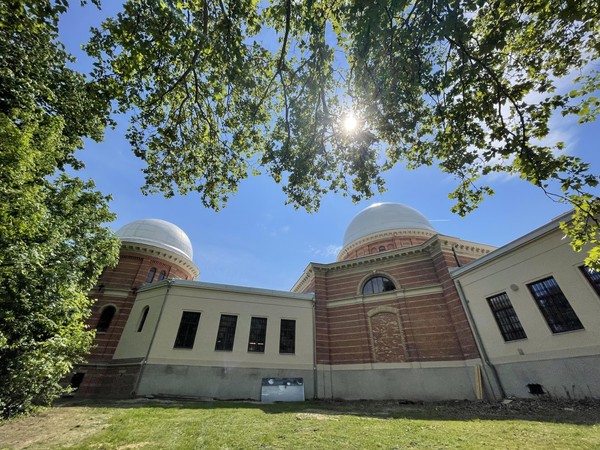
[87, 0, 599, 265]
[0, 1, 119, 419]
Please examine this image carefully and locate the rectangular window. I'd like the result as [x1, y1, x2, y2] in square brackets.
[487, 292, 527, 341]
[215, 314, 237, 351]
[580, 265, 600, 297]
[174, 311, 201, 349]
[279, 319, 296, 354]
[248, 317, 267, 352]
[527, 277, 584, 333]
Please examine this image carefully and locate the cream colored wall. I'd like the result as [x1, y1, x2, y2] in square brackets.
[114, 282, 315, 370]
[113, 289, 165, 359]
[455, 228, 600, 365]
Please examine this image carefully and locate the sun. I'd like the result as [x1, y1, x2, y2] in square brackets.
[343, 114, 358, 132]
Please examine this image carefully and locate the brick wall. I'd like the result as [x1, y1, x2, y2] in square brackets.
[312, 239, 482, 366]
[340, 235, 432, 261]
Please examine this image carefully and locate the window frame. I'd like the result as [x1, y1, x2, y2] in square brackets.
[362, 276, 396, 295]
[279, 319, 296, 354]
[96, 305, 116, 332]
[247, 317, 267, 353]
[486, 292, 527, 342]
[157, 270, 167, 281]
[527, 276, 584, 334]
[214, 314, 238, 351]
[146, 267, 157, 283]
[137, 306, 150, 332]
[580, 265, 600, 297]
[173, 311, 201, 349]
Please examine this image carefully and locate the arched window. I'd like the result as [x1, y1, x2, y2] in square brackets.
[146, 267, 157, 283]
[157, 270, 166, 281]
[378, 245, 386, 252]
[96, 305, 116, 332]
[362, 276, 396, 295]
[137, 306, 150, 332]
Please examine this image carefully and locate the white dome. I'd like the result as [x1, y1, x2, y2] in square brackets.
[343, 203, 435, 247]
[116, 219, 194, 260]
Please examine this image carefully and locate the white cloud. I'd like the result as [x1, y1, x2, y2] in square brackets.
[308, 244, 342, 259]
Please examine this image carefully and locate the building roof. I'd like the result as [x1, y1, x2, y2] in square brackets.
[116, 219, 194, 260]
[342, 202, 436, 248]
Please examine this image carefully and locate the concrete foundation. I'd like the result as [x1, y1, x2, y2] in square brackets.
[495, 354, 600, 399]
[136, 364, 316, 400]
[317, 362, 491, 401]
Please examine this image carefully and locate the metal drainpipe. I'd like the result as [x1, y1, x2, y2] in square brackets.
[312, 294, 318, 400]
[132, 279, 174, 397]
[455, 279, 506, 400]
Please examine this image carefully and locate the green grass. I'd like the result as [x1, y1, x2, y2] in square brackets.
[2, 399, 600, 449]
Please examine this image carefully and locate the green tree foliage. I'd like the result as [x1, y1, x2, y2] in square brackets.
[0, 1, 119, 419]
[87, 0, 599, 265]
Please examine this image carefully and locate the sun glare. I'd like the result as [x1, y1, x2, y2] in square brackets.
[343, 114, 358, 132]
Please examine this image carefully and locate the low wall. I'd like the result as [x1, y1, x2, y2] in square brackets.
[495, 354, 600, 399]
[136, 364, 315, 400]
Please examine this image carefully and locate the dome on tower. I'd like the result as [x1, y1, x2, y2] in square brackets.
[116, 219, 194, 261]
[342, 202, 435, 248]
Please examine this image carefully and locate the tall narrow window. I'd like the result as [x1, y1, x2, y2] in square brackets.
[362, 276, 395, 295]
[487, 292, 527, 341]
[279, 319, 296, 354]
[527, 277, 584, 333]
[146, 267, 157, 283]
[174, 311, 201, 349]
[215, 315, 237, 351]
[137, 306, 150, 332]
[157, 270, 166, 281]
[69, 373, 85, 391]
[96, 305, 116, 332]
[580, 265, 600, 297]
[248, 317, 267, 352]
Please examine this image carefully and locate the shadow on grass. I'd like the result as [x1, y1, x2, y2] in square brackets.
[55, 397, 600, 426]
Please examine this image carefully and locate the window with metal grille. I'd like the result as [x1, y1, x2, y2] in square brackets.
[137, 306, 149, 332]
[362, 276, 396, 295]
[96, 305, 116, 332]
[527, 277, 583, 333]
[215, 314, 237, 351]
[174, 311, 201, 349]
[279, 319, 296, 354]
[580, 265, 600, 297]
[157, 270, 166, 281]
[487, 292, 527, 341]
[248, 317, 267, 352]
[146, 267, 157, 283]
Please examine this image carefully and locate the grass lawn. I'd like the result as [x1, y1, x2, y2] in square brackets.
[1, 398, 599, 449]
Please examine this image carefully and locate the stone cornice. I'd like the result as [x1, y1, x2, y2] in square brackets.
[98, 288, 130, 299]
[291, 265, 315, 293]
[121, 242, 200, 279]
[326, 284, 445, 308]
[291, 234, 495, 291]
[337, 228, 437, 261]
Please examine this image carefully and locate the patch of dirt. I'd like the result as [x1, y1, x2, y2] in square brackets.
[0, 406, 112, 450]
[312, 398, 600, 424]
[295, 412, 340, 421]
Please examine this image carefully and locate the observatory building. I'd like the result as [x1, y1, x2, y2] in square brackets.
[73, 204, 600, 401]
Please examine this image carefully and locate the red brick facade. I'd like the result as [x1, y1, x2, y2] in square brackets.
[295, 235, 492, 367]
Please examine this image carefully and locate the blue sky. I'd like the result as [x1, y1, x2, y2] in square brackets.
[59, 3, 600, 291]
